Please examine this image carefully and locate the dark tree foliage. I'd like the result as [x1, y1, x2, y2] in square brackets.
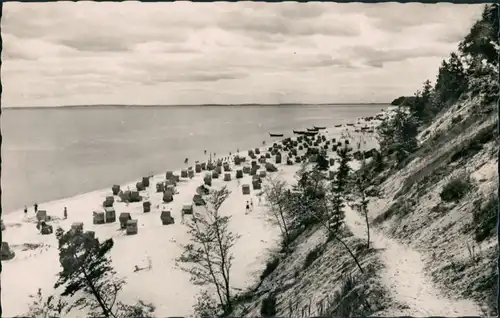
[433, 53, 468, 106]
[409, 80, 433, 121]
[54, 228, 123, 317]
[376, 107, 419, 164]
[459, 4, 499, 66]
[260, 293, 278, 317]
[390, 96, 416, 106]
[315, 152, 330, 171]
[328, 146, 351, 232]
[288, 167, 328, 227]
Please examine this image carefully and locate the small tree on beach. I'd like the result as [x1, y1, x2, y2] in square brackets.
[54, 228, 155, 318]
[263, 175, 292, 251]
[328, 145, 352, 232]
[289, 166, 328, 227]
[353, 158, 371, 249]
[325, 146, 364, 272]
[289, 159, 364, 273]
[177, 186, 240, 314]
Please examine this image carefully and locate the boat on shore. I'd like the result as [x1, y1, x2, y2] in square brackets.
[304, 131, 319, 136]
[313, 126, 326, 130]
[307, 128, 319, 132]
[293, 129, 319, 136]
[269, 133, 284, 137]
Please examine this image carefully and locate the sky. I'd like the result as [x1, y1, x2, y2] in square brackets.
[2, 2, 484, 107]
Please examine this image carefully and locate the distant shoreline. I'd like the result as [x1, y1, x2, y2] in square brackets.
[3, 103, 389, 110]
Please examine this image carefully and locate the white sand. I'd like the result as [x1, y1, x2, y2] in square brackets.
[2, 117, 380, 317]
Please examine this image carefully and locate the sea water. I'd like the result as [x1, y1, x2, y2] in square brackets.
[1, 104, 384, 214]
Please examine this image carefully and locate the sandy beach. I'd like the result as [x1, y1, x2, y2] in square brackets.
[1, 113, 384, 317]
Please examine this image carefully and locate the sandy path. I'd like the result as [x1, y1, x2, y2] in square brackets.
[344, 206, 481, 316]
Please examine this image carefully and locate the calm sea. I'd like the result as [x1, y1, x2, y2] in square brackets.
[1, 104, 384, 214]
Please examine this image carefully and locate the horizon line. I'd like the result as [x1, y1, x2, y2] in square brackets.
[3, 102, 390, 110]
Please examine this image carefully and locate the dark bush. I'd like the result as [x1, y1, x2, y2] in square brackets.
[303, 245, 324, 269]
[326, 274, 372, 317]
[260, 258, 280, 281]
[473, 195, 498, 242]
[260, 293, 277, 317]
[315, 153, 330, 171]
[450, 124, 495, 163]
[372, 200, 412, 225]
[451, 114, 463, 124]
[440, 177, 473, 202]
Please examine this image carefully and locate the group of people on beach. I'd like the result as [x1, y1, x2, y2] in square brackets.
[24, 203, 67, 220]
[245, 199, 254, 214]
[24, 203, 38, 214]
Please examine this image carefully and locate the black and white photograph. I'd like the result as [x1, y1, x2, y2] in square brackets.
[0, 2, 498, 317]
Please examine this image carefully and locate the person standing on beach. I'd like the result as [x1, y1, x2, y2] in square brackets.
[24, 206, 27, 215]
[250, 199, 254, 211]
[34, 203, 38, 213]
[63, 207, 68, 219]
[181, 209, 185, 224]
[245, 201, 250, 214]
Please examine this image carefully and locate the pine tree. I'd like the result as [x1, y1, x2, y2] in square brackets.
[315, 152, 330, 171]
[328, 145, 351, 232]
[354, 159, 371, 248]
[434, 53, 468, 107]
[54, 228, 123, 317]
[377, 107, 419, 164]
[459, 4, 499, 66]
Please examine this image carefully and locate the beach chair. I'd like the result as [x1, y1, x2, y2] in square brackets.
[1, 242, 15, 260]
[104, 207, 116, 223]
[160, 211, 175, 225]
[103, 196, 114, 208]
[112, 185, 121, 195]
[242, 184, 251, 195]
[143, 201, 151, 213]
[36, 210, 48, 222]
[126, 220, 138, 235]
[193, 194, 206, 206]
[93, 211, 105, 224]
[119, 213, 131, 229]
[71, 222, 84, 232]
[182, 204, 193, 215]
